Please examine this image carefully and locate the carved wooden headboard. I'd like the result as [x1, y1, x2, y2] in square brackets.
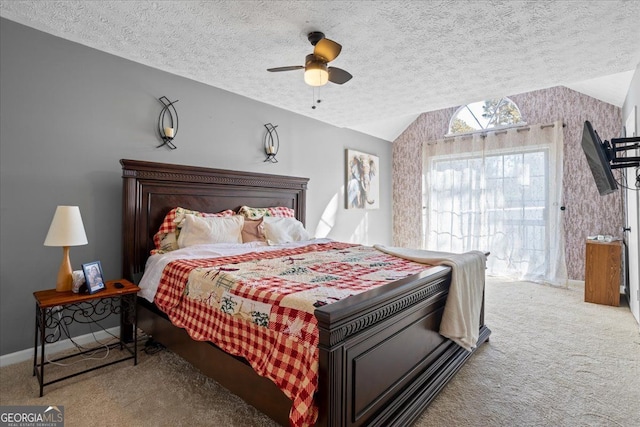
[120, 159, 308, 283]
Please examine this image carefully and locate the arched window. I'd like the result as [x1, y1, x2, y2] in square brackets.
[448, 97, 525, 135]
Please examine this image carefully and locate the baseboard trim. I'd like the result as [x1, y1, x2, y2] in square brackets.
[0, 327, 120, 368]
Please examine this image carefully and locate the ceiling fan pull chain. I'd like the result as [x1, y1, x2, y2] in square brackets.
[311, 87, 323, 110]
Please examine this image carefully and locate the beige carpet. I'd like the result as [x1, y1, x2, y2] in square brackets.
[1, 278, 638, 427]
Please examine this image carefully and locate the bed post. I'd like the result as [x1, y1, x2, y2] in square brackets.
[121, 162, 138, 284]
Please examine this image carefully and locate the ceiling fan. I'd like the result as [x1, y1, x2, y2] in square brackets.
[267, 32, 353, 87]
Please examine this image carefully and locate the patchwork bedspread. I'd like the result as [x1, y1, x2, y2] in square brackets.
[154, 241, 432, 427]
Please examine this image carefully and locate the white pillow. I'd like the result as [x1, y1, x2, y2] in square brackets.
[177, 214, 244, 248]
[262, 216, 311, 244]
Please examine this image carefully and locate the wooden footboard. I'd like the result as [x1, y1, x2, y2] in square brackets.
[315, 265, 490, 427]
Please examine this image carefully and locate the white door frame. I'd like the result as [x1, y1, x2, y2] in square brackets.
[623, 107, 639, 328]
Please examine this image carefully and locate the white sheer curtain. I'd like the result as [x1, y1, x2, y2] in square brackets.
[422, 121, 567, 286]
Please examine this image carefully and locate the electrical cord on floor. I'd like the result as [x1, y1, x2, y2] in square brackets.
[40, 305, 156, 365]
[43, 310, 114, 366]
[42, 309, 147, 366]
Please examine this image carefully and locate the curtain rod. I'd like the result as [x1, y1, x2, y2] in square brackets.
[443, 121, 565, 140]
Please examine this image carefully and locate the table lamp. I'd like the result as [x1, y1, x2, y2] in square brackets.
[44, 206, 88, 292]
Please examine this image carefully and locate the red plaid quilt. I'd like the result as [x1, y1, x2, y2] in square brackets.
[154, 241, 432, 426]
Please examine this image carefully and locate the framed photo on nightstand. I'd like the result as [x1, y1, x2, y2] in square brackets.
[82, 261, 105, 294]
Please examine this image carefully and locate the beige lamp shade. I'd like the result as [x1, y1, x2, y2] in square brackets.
[44, 206, 88, 247]
[44, 206, 88, 291]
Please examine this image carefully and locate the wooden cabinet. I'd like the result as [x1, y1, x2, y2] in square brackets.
[584, 240, 622, 306]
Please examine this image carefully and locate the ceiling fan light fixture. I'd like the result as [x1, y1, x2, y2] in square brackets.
[268, 34, 351, 87]
[304, 60, 329, 86]
[304, 68, 328, 87]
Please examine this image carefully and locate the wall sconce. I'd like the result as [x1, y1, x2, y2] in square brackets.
[157, 96, 179, 149]
[263, 123, 279, 163]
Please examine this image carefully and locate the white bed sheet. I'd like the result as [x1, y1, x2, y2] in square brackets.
[138, 238, 333, 302]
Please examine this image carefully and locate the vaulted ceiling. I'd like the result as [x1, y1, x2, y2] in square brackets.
[1, 1, 638, 141]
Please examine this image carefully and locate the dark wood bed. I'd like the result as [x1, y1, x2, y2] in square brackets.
[121, 159, 491, 427]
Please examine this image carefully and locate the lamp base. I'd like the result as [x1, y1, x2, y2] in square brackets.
[55, 246, 73, 292]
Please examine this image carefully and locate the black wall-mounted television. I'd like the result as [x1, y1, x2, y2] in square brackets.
[581, 120, 617, 196]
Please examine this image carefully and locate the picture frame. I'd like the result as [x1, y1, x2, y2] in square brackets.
[346, 149, 380, 209]
[82, 261, 105, 294]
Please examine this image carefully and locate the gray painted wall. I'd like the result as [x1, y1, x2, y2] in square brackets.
[0, 19, 391, 355]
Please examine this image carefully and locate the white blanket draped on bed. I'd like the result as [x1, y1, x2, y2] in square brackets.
[373, 245, 486, 352]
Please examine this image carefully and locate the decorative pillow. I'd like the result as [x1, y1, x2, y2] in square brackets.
[237, 205, 295, 220]
[153, 207, 235, 253]
[241, 219, 267, 243]
[177, 214, 244, 248]
[261, 216, 311, 244]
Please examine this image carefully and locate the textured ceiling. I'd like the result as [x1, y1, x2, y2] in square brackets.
[1, 1, 639, 141]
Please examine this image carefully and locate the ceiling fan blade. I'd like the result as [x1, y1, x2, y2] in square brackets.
[267, 66, 304, 72]
[328, 67, 352, 84]
[314, 38, 342, 62]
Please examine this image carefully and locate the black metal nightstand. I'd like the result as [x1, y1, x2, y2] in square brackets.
[33, 279, 139, 396]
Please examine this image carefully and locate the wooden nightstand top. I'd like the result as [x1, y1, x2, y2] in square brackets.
[34, 279, 139, 308]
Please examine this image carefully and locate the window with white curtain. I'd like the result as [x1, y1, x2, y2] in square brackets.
[422, 120, 567, 286]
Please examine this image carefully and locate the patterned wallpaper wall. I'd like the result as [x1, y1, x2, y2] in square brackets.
[393, 86, 622, 280]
